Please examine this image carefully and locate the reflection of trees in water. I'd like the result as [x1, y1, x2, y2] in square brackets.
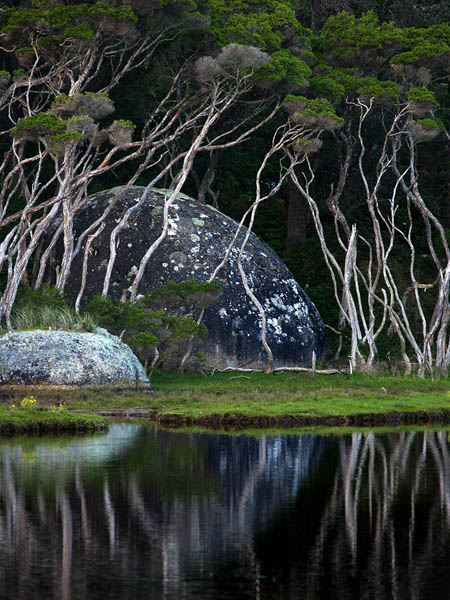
[0, 425, 322, 599]
[1, 428, 448, 599]
[257, 431, 450, 599]
[338, 432, 449, 599]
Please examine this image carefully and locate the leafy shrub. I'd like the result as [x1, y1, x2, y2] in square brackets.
[283, 94, 344, 129]
[407, 87, 439, 115]
[87, 280, 223, 371]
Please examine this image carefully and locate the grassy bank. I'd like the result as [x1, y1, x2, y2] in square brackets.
[1, 371, 450, 429]
[138, 370, 450, 427]
[0, 404, 108, 435]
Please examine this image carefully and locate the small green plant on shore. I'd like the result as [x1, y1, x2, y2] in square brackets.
[49, 403, 66, 413]
[3, 284, 97, 333]
[20, 395, 38, 410]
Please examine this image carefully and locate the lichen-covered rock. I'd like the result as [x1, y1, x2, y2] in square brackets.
[0, 329, 149, 387]
[52, 186, 325, 369]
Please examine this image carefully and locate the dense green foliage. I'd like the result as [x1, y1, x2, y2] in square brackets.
[2, 1, 137, 40]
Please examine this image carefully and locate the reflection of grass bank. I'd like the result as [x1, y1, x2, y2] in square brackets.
[0, 405, 108, 435]
[1, 372, 450, 429]
[156, 423, 450, 438]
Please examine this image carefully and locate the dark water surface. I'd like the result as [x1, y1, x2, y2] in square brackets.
[0, 424, 449, 599]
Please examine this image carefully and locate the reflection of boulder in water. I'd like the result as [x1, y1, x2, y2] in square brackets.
[140, 429, 325, 577]
[0, 424, 140, 472]
[50, 186, 325, 368]
[181, 432, 324, 554]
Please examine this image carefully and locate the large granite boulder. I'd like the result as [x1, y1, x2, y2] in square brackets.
[51, 186, 325, 369]
[0, 329, 149, 387]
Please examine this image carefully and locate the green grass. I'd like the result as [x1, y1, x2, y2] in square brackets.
[2, 371, 450, 428]
[2, 304, 98, 333]
[0, 406, 108, 435]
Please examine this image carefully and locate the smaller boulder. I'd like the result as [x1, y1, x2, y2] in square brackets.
[0, 329, 149, 387]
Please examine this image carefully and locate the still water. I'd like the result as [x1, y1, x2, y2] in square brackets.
[0, 424, 449, 599]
